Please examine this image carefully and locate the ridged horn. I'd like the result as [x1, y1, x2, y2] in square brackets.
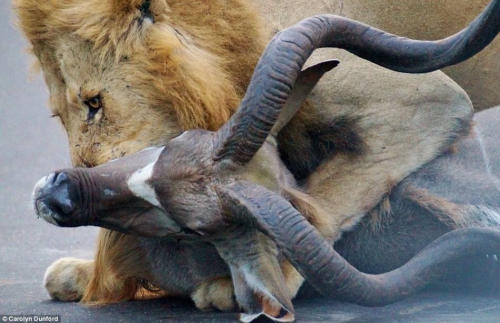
[217, 181, 500, 306]
[212, 0, 500, 165]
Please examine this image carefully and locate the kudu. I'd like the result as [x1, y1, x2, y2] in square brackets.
[33, 3, 500, 322]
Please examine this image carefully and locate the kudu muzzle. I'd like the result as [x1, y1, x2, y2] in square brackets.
[33, 146, 186, 237]
[33, 172, 76, 225]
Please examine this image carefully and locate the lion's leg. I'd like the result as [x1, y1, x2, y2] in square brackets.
[191, 260, 304, 312]
[81, 229, 157, 304]
[44, 229, 157, 304]
[44, 257, 94, 302]
[191, 277, 236, 311]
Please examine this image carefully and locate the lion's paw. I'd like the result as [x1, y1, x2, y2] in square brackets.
[191, 278, 236, 312]
[43, 257, 93, 302]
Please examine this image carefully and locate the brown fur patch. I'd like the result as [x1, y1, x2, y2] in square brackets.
[278, 106, 366, 183]
[404, 185, 467, 228]
[283, 186, 333, 239]
[367, 176, 399, 229]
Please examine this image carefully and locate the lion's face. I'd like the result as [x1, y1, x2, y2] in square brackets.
[47, 37, 183, 167]
[15, 0, 265, 167]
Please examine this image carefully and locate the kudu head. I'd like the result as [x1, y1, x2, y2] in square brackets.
[32, 57, 337, 237]
[33, 0, 500, 320]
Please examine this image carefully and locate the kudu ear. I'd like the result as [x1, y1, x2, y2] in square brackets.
[214, 184, 296, 322]
[271, 59, 339, 137]
[214, 234, 295, 323]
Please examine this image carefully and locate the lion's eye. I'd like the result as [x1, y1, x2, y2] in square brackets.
[84, 95, 102, 120]
[87, 96, 101, 109]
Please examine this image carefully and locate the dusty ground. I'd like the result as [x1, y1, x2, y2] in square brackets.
[1, 2, 500, 322]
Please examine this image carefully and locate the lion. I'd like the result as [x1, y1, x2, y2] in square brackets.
[14, 0, 499, 312]
[254, 0, 499, 111]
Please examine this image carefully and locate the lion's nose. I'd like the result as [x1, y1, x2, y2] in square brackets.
[34, 172, 76, 221]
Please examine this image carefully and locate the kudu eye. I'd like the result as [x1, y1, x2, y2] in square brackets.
[84, 95, 102, 121]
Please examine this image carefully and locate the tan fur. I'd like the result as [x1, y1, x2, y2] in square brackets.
[44, 258, 94, 302]
[404, 186, 468, 228]
[367, 177, 398, 229]
[252, 0, 499, 111]
[191, 278, 236, 311]
[15, 0, 486, 312]
[251, 0, 474, 243]
[284, 186, 333, 239]
[346, 0, 499, 111]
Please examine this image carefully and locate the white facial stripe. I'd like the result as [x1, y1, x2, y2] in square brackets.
[127, 148, 164, 208]
[173, 131, 188, 141]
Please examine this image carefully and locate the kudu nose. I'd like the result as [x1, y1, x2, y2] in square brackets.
[40, 172, 76, 216]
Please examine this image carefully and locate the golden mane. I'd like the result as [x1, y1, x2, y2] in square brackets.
[13, 0, 267, 131]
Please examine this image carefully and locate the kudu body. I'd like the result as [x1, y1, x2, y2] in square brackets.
[33, 4, 500, 321]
